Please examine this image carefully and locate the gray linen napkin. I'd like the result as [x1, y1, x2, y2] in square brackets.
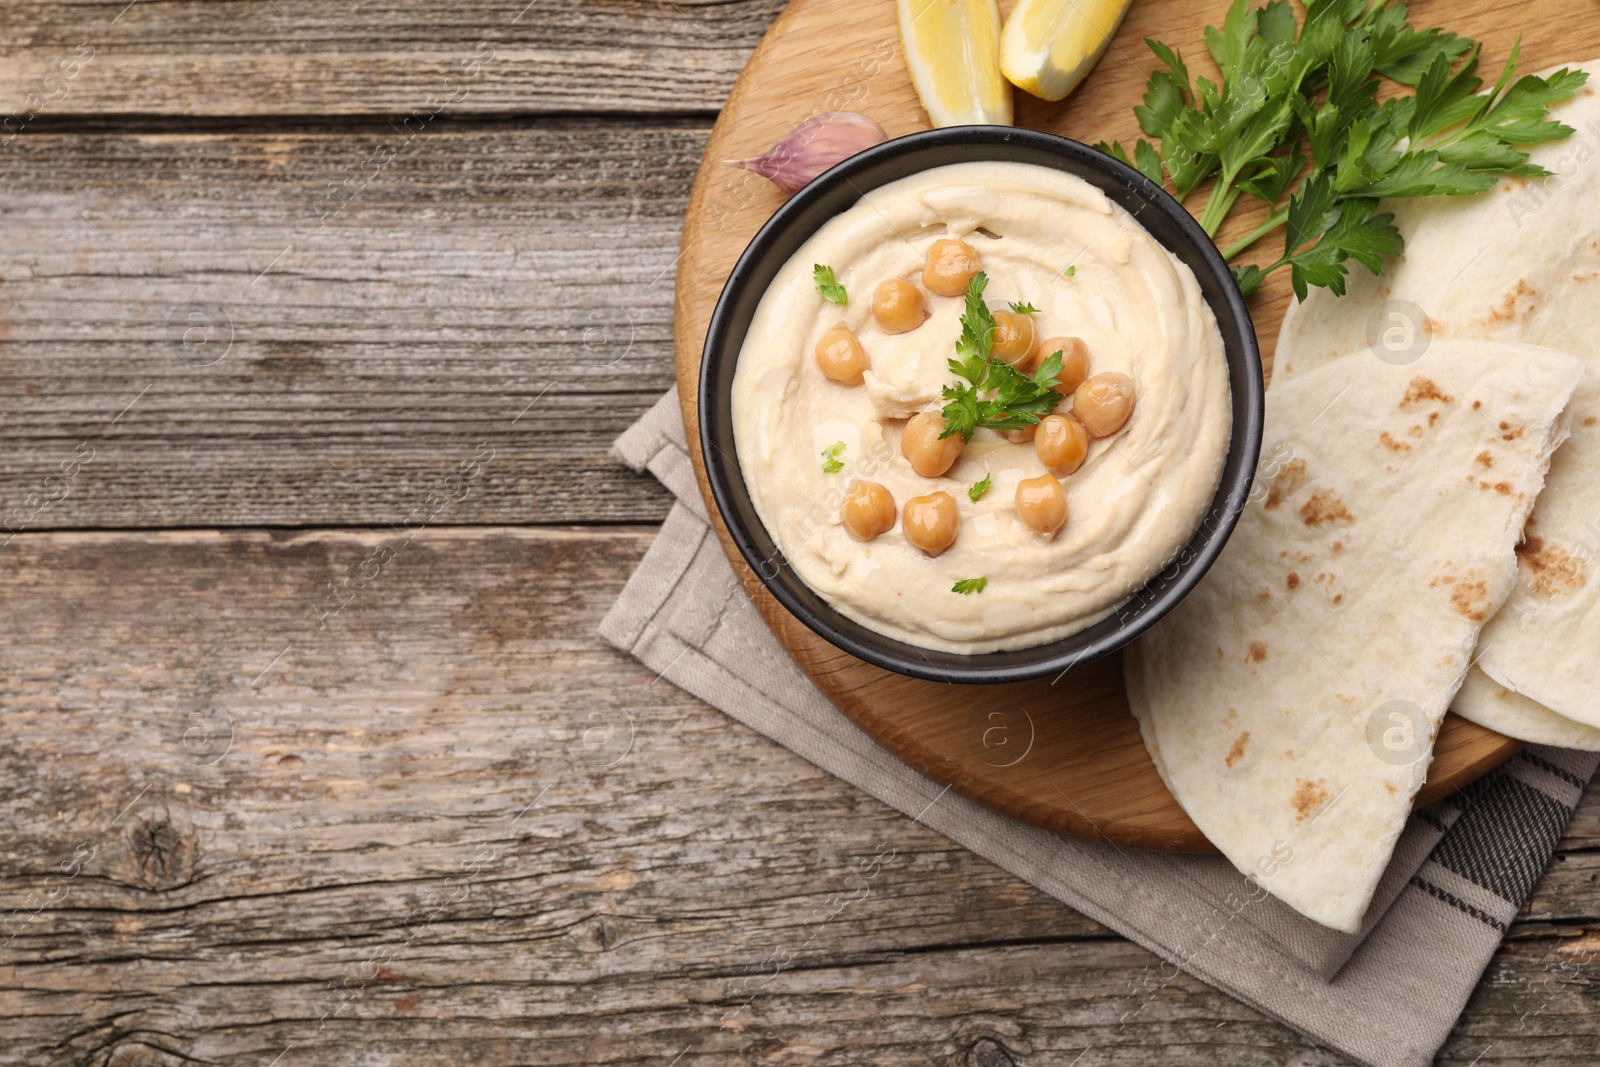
[600, 388, 1598, 1067]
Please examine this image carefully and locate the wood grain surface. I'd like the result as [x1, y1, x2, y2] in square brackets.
[2, 0, 1597, 1062]
[2, 528, 1598, 1066]
[0, 121, 705, 527]
[669, 0, 1574, 849]
[0, 0, 786, 116]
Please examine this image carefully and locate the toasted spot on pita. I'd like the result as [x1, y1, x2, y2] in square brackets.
[1379, 431, 1410, 453]
[1300, 492, 1353, 526]
[1248, 642, 1267, 662]
[1226, 731, 1251, 768]
[1475, 451, 1493, 468]
[1286, 573, 1300, 590]
[1401, 377, 1452, 407]
[1291, 779, 1330, 822]
[1484, 279, 1538, 324]
[1517, 536, 1586, 598]
[1264, 458, 1308, 511]
[1449, 576, 1491, 622]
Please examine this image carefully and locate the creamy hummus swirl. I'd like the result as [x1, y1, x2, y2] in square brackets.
[731, 161, 1231, 654]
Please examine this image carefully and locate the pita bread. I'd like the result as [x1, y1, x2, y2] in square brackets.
[1276, 59, 1600, 733]
[1453, 666, 1600, 750]
[1128, 339, 1582, 931]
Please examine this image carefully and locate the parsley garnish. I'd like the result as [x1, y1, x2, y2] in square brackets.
[1062, 265, 1076, 277]
[820, 441, 845, 473]
[952, 577, 988, 595]
[1008, 301, 1039, 314]
[939, 273, 1066, 443]
[1097, 1, 1586, 300]
[813, 264, 848, 304]
[969, 474, 992, 503]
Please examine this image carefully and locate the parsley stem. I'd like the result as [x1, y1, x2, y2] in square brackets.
[1197, 178, 1243, 238]
[1221, 207, 1290, 261]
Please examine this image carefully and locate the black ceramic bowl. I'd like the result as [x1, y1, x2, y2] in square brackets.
[699, 126, 1264, 684]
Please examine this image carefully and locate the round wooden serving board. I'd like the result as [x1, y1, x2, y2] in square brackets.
[670, 0, 1573, 850]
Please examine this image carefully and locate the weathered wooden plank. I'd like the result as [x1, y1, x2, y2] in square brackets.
[0, 528, 1595, 1065]
[0, 0, 785, 117]
[0, 120, 722, 528]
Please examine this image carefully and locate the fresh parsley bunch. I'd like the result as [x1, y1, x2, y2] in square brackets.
[1099, 0, 1588, 299]
[939, 273, 1065, 442]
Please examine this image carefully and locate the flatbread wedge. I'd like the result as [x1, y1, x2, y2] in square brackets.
[1276, 59, 1600, 737]
[1453, 666, 1600, 751]
[1127, 339, 1583, 932]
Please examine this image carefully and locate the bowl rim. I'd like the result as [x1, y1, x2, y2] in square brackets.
[698, 125, 1265, 684]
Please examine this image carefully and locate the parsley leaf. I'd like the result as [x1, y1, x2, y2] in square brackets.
[969, 474, 992, 503]
[1238, 144, 1304, 203]
[1409, 48, 1487, 141]
[952, 273, 997, 370]
[813, 264, 847, 305]
[952, 577, 987, 595]
[1231, 262, 1269, 297]
[1062, 264, 1076, 277]
[820, 441, 845, 473]
[939, 275, 1066, 442]
[1096, 137, 1168, 187]
[1242, 174, 1404, 300]
[1456, 46, 1588, 149]
[1204, 0, 1258, 84]
[1284, 201, 1403, 300]
[1368, 3, 1470, 84]
[1008, 301, 1039, 314]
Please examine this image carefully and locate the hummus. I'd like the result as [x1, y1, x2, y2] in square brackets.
[730, 161, 1231, 654]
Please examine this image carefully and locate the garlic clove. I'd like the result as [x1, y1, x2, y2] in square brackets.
[727, 112, 888, 195]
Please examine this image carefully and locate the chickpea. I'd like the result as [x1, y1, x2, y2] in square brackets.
[841, 481, 896, 542]
[813, 323, 869, 386]
[903, 491, 959, 556]
[1033, 336, 1091, 396]
[871, 279, 926, 334]
[990, 309, 1036, 366]
[1016, 474, 1068, 537]
[900, 410, 963, 478]
[1073, 372, 1136, 438]
[1034, 413, 1088, 474]
[1004, 424, 1037, 444]
[922, 238, 982, 297]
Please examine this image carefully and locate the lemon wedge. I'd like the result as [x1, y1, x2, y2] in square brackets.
[898, 0, 1013, 127]
[1000, 0, 1133, 102]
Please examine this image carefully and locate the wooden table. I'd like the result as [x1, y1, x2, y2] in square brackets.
[0, 2, 1594, 1063]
